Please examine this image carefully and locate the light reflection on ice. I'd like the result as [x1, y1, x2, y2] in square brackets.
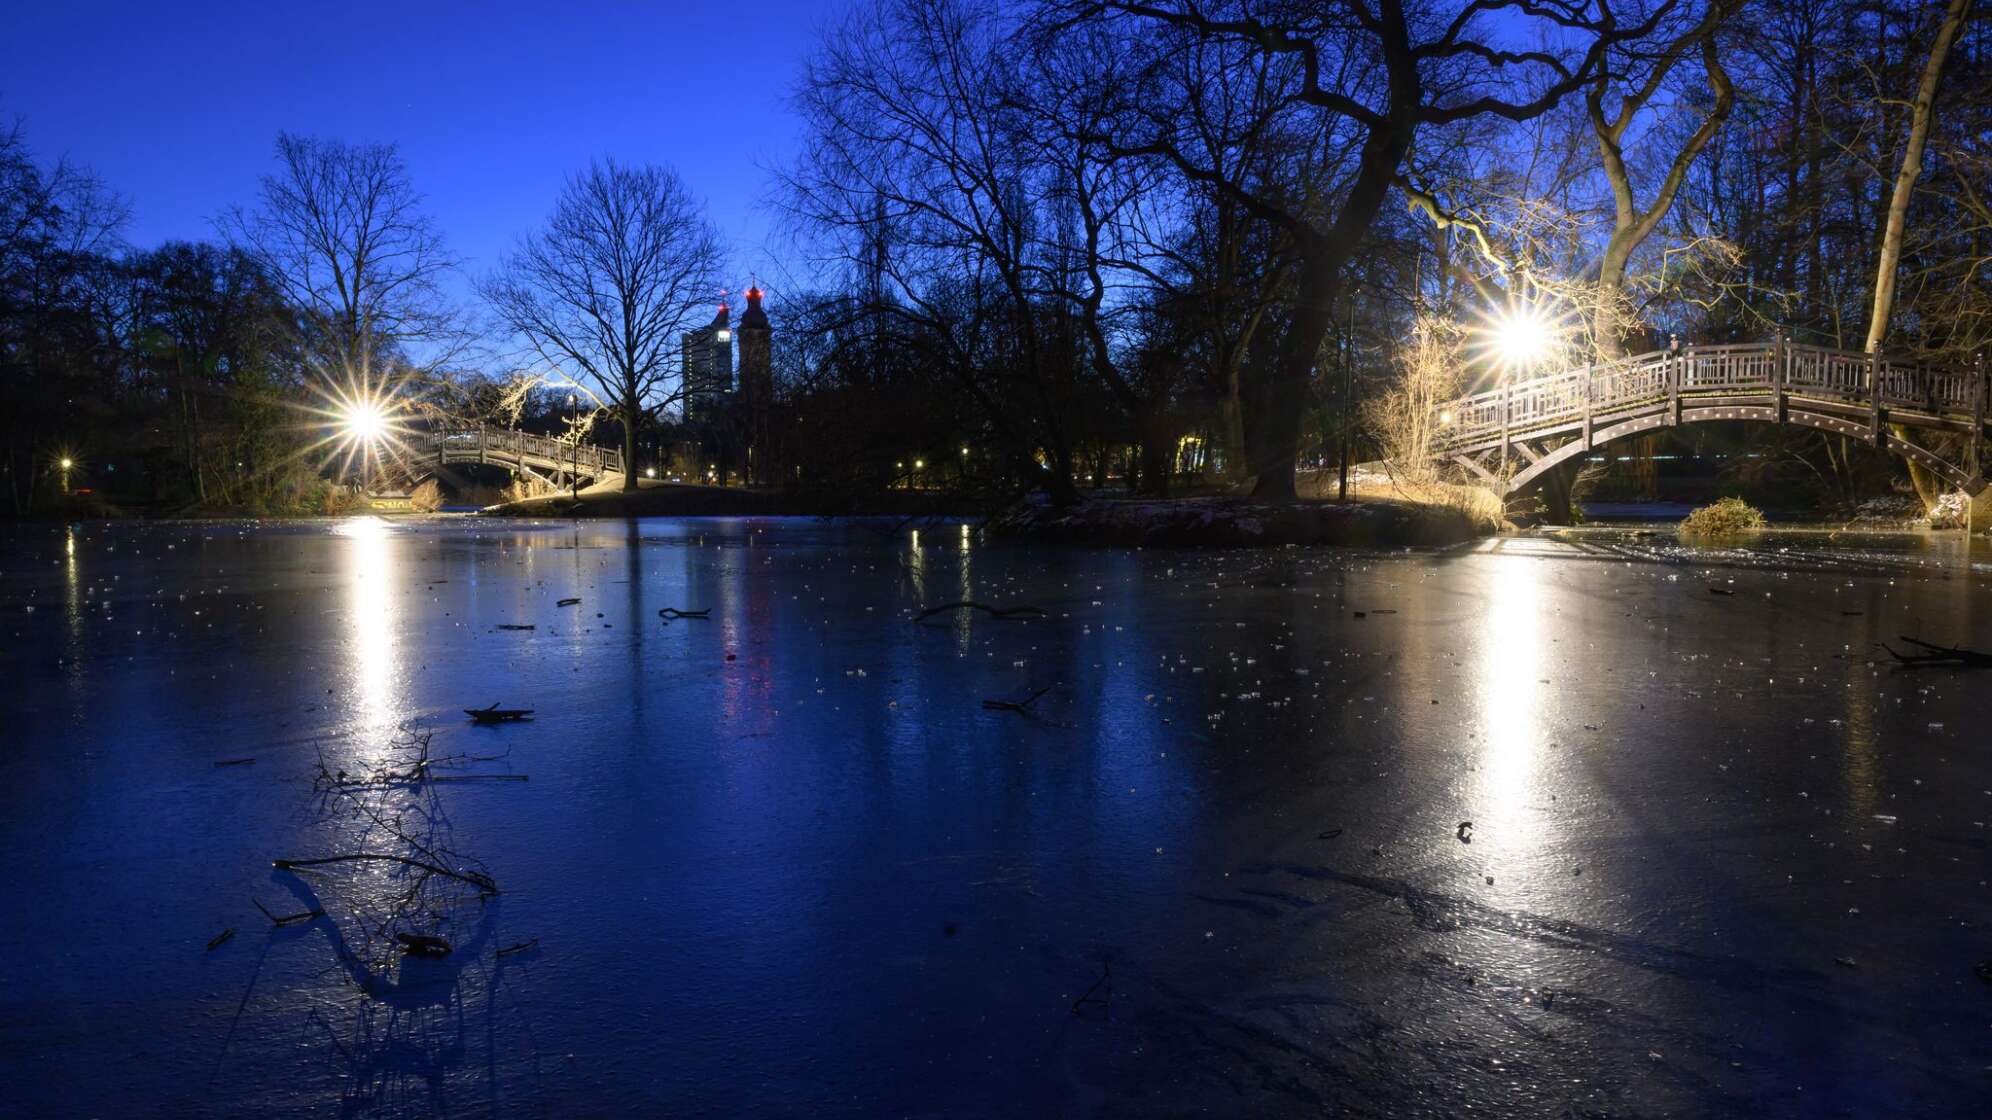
[337, 516, 402, 745]
[1477, 554, 1543, 819]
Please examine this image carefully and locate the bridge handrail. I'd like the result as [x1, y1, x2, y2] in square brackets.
[1433, 339, 1985, 454]
[416, 424, 623, 477]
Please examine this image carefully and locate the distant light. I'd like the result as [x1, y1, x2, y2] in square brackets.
[960, 446, 969, 457]
[914, 459, 924, 470]
[60, 457, 73, 470]
[1439, 411, 1454, 425]
[716, 330, 730, 342]
[645, 467, 657, 478]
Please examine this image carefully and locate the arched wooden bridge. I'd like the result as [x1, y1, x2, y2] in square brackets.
[1434, 339, 1990, 495]
[407, 425, 623, 487]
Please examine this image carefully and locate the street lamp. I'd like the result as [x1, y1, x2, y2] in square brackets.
[1491, 305, 1555, 376]
[1482, 301, 1561, 483]
[342, 402, 385, 445]
[340, 400, 388, 494]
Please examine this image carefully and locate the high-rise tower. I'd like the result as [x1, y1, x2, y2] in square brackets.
[738, 286, 774, 484]
[738, 286, 771, 406]
[681, 301, 733, 419]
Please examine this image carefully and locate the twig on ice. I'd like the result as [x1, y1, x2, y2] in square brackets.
[982, 685, 1053, 713]
[914, 600, 1047, 623]
[1882, 635, 1992, 668]
[274, 853, 499, 896]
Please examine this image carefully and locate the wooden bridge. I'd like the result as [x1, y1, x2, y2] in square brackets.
[406, 425, 623, 487]
[1434, 339, 1990, 495]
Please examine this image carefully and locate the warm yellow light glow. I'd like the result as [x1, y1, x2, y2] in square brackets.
[342, 400, 387, 445]
[914, 459, 924, 470]
[1439, 411, 1455, 425]
[960, 446, 969, 457]
[59, 457, 74, 470]
[335, 516, 401, 745]
[645, 467, 657, 478]
[1492, 307, 1553, 371]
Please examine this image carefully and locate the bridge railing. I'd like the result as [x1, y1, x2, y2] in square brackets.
[1434, 339, 1985, 454]
[418, 425, 623, 477]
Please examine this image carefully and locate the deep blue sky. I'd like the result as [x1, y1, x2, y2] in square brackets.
[2, 0, 835, 300]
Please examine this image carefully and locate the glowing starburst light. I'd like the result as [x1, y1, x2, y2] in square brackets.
[343, 400, 388, 445]
[1491, 306, 1554, 373]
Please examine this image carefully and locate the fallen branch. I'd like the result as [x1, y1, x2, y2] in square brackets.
[1882, 635, 1992, 668]
[213, 757, 256, 768]
[252, 898, 325, 927]
[556, 598, 581, 607]
[495, 624, 536, 631]
[982, 685, 1052, 713]
[206, 928, 235, 951]
[496, 937, 540, 958]
[657, 607, 710, 620]
[466, 703, 533, 724]
[274, 853, 499, 896]
[914, 600, 1048, 623]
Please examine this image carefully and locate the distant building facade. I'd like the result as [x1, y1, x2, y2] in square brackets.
[681, 302, 733, 419]
[676, 287, 780, 485]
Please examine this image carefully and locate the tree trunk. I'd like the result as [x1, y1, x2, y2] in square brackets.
[1247, 257, 1338, 501]
[621, 398, 640, 492]
[1865, 0, 1971, 510]
[1137, 405, 1174, 497]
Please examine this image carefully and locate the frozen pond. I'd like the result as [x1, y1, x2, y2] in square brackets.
[2, 516, 1989, 1116]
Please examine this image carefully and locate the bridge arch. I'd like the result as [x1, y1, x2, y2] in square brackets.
[1497, 405, 1981, 496]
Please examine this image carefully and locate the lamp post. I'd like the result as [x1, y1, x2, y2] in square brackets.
[59, 457, 73, 494]
[568, 393, 579, 500]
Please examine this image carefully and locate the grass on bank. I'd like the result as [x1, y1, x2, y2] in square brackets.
[1679, 496, 1767, 538]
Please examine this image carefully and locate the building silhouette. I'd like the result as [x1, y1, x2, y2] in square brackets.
[737, 287, 773, 482]
[681, 301, 733, 420]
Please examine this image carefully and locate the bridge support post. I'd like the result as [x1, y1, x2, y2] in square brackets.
[1582, 364, 1593, 451]
[1773, 333, 1788, 423]
[1668, 339, 1681, 428]
[1869, 351, 1884, 446]
[1500, 381, 1512, 481]
[1972, 352, 1986, 477]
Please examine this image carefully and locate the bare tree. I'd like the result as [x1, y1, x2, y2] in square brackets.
[223, 134, 463, 399]
[0, 118, 128, 514]
[1863, 0, 1972, 508]
[1865, 0, 1973, 355]
[1586, 0, 1739, 353]
[1073, 0, 1660, 498]
[482, 159, 721, 491]
[787, 0, 1086, 502]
